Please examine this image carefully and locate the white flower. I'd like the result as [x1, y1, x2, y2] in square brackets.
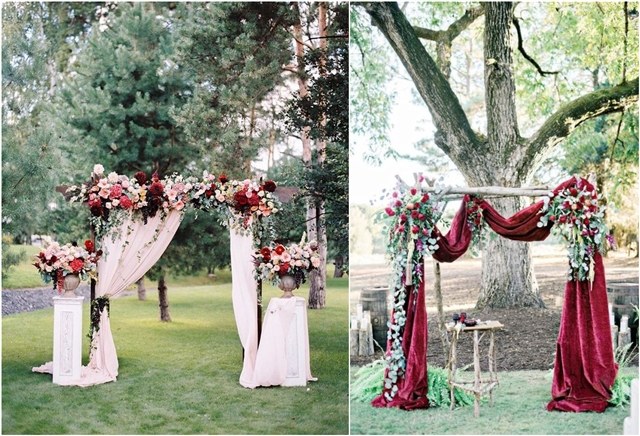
[107, 172, 119, 183]
[93, 164, 105, 176]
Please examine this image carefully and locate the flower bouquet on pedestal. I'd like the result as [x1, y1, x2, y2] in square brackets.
[33, 240, 101, 296]
[253, 235, 321, 298]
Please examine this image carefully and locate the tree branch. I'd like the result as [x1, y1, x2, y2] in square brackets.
[362, 2, 483, 171]
[512, 18, 559, 76]
[413, 5, 484, 43]
[525, 78, 639, 176]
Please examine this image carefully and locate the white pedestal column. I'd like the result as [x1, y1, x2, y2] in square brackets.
[52, 296, 84, 385]
[283, 297, 308, 387]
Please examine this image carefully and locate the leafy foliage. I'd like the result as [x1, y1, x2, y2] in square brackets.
[351, 360, 473, 408]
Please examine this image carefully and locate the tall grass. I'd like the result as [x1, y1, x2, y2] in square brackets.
[3, 279, 349, 434]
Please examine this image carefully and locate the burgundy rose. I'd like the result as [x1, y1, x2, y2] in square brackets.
[569, 187, 578, 196]
[395, 200, 402, 207]
[385, 207, 395, 217]
[410, 210, 419, 219]
[410, 187, 417, 195]
[248, 192, 260, 206]
[397, 225, 405, 233]
[84, 240, 95, 252]
[234, 190, 249, 206]
[219, 173, 229, 184]
[421, 193, 430, 203]
[279, 262, 290, 274]
[149, 181, 164, 197]
[411, 225, 419, 234]
[399, 213, 407, 223]
[263, 180, 277, 192]
[134, 171, 147, 186]
[260, 247, 271, 259]
[559, 215, 567, 223]
[274, 245, 286, 255]
[418, 213, 425, 221]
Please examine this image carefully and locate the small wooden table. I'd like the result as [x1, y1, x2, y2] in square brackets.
[447, 320, 504, 417]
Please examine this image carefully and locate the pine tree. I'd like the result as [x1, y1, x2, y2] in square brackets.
[173, 2, 294, 177]
[56, 2, 195, 176]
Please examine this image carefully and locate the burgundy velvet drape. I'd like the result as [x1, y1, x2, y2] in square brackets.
[546, 252, 617, 412]
[373, 178, 617, 412]
[371, 277, 430, 410]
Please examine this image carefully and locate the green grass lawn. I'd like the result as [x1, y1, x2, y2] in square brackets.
[2, 244, 43, 289]
[2, 278, 349, 434]
[350, 366, 636, 435]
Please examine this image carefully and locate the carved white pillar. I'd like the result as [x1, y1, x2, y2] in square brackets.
[282, 297, 309, 387]
[52, 296, 84, 385]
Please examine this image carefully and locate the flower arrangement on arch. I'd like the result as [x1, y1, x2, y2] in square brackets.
[253, 235, 321, 288]
[66, 164, 279, 239]
[33, 240, 101, 293]
[539, 179, 613, 282]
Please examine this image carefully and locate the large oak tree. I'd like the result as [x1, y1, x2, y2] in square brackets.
[360, 2, 638, 308]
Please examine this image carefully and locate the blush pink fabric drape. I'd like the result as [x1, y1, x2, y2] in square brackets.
[230, 228, 260, 388]
[33, 210, 183, 386]
[247, 296, 315, 388]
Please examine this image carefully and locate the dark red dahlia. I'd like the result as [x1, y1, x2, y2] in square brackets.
[263, 180, 277, 192]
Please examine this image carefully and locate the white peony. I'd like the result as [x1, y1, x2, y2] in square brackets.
[93, 164, 105, 176]
[107, 172, 119, 183]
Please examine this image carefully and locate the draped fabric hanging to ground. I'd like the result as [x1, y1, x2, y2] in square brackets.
[33, 210, 183, 386]
[372, 177, 617, 412]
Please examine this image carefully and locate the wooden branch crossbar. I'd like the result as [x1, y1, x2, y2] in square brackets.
[425, 186, 550, 197]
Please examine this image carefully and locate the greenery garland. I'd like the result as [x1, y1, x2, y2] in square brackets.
[88, 296, 111, 343]
[380, 182, 484, 402]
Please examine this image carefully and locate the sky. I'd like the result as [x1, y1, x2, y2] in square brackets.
[349, 76, 465, 207]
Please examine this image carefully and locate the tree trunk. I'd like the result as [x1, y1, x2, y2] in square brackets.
[433, 261, 450, 356]
[136, 277, 146, 301]
[476, 197, 545, 309]
[158, 275, 171, 322]
[333, 255, 345, 278]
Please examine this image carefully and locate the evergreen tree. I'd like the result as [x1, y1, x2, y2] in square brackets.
[56, 2, 195, 176]
[2, 2, 99, 270]
[173, 2, 294, 177]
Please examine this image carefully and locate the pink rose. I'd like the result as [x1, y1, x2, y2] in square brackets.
[109, 184, 123, 199]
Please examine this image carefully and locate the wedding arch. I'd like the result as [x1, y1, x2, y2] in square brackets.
[34, 165, 283, 388]
[372, 175, 617, 413]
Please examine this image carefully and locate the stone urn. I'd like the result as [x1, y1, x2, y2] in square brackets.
[278, 275, 298, 298]
[62, 273, 81, 297]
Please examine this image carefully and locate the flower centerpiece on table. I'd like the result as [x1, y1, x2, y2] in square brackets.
[253, 235, 321, 288]
[33, 240, 101, 293]
[538, 179, 613, 282]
